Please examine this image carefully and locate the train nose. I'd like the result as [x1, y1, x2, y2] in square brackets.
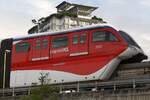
[118, 46, 139, 60]
[132, 45, 148, 60]
[120, 45, 148, 63]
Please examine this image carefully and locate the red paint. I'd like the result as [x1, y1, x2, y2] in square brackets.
[11, 27, 128, 75]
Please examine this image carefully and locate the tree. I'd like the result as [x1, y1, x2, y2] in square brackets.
[20, 72, 59, 100]
[38, 72, 50, 86]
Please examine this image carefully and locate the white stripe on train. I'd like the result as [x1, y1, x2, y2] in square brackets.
[10, 46, 142, 87]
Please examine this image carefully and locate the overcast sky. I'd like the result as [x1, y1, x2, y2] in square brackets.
[0, 0, 150, 58]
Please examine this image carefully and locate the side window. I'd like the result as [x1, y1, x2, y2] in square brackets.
[43, 39, 48, 49]
[92, 31, 106, 42]
[36, 40, 41, 49]
[80, 33, 86, 44]
[16, 42, 30, 53]
[92, 31, 118, 42]
[106, 32, 118, 41]
[52, 36, 69, 48]
[73, 35, 78, 44]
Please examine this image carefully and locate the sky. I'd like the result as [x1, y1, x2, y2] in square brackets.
[0, 0, 150, 58]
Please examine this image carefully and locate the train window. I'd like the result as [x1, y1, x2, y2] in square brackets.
[92, 31, 118, 42]
[43, 39, 48, 49]
[93, 31, 106, 42]
[80, 33, 86, 44]
[36, 40, 41, 49]
[16, 42, 30, 53]
[73, 35, 78, 44]
[52, 36, 68, 48]
[108, 33, 118, 41]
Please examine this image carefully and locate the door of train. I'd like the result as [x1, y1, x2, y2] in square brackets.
[31, 37, 50, 61]
[70, 31, 88, 57]
[50, 34, 70, 59]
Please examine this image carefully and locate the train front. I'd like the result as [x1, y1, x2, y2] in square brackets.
[118, 30, 148, 63]
[97, 28, 148, 80]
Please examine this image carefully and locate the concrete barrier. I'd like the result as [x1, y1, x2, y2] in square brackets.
[60, 88, 150, 100]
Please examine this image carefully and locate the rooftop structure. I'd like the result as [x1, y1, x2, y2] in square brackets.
[56, 1, 98, 17]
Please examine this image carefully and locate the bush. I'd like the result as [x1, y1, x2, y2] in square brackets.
[20, 85, 59, 100]
[20, 72, 59, 100]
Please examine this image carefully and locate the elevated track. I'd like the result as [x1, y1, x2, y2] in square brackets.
[0, 61, 150, 97]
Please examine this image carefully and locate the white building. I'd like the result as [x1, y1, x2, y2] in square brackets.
[28, 1, 105, 34]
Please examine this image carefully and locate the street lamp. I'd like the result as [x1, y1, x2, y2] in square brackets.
[3, 50, 10, 96]
[32, 17, 45, 33]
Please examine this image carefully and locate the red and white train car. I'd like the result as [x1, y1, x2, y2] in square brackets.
[0, 25, 147, 88]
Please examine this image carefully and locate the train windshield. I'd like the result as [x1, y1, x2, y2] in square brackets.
[118, 30, 141, 49]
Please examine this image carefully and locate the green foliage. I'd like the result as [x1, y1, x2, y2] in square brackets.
[20, 72, 59, 100]
[20, 96, 30, 100]
[20, 85, 59, 100]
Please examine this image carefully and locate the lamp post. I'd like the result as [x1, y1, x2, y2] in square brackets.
[32, 17, 45, 33]
[3, 50, 10, 96]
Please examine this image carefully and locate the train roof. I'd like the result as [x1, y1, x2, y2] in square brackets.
[13, 24, 114, 41]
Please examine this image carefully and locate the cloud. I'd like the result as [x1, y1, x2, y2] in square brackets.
[0, 0, 60, 39]
[140, 0, 150, 7]
[25, 0, 58, 17]
[95, 0, 150, 58]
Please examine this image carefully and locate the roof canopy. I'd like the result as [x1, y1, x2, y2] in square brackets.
[56, 1, 98, 15]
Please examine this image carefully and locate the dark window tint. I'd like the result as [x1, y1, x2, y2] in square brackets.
[92, 31, 118, 42]
[52, 37, 68, 48]
[73, 35, 78, 44]
[43, 39, 48, 49]
[16, 42, 30, 53]
[118, 30, 141, 48]
[93, 31, 106, 42]
[108, 33, 118, 41]
[36, 40, 41, 49]
[80, 33, 86, 44]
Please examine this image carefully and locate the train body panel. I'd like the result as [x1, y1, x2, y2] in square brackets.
[9, 46, 139, 87]
[0, 25, 147, 88]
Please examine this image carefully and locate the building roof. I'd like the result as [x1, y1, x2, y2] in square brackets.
[56, 1, 71, 8]
[56, 1, 98, 12]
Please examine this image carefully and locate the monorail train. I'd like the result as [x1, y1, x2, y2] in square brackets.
[0, 24, 147, 88]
